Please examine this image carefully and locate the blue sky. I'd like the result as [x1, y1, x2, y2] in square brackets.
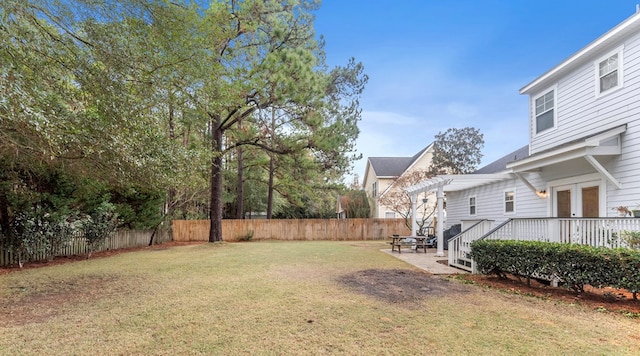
[314, 0, 639, 184]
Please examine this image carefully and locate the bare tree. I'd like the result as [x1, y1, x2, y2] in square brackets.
[377, 170, 435, 234]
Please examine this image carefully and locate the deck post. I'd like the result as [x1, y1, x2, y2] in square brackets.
[436, 186, 445, 257]
[411, 193, 418, 236]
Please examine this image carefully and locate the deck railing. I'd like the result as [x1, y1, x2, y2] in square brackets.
[449, 217, 640, 273]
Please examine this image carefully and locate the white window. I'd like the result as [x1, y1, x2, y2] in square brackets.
[596, 47, 623, 96]
[504, 190, 515, 214]
[534, 89, 555, 134]
[469, 196, 476, 216]
[372, 182, 377, 197]
[385, 211, 396, 219]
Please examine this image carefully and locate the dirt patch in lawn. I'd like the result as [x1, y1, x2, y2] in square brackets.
[0, 274, 138, 326]
[337, 269, 471, 308]
[459, 273, 640, 316]
[338, 268, 640, 317]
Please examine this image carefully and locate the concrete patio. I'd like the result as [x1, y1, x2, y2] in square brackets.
[382, 248, 468, 275]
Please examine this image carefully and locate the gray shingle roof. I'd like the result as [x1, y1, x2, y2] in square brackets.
[368, 144, 432, 177]
[368, 157, 414, 177]
[474, 145, 530, 174]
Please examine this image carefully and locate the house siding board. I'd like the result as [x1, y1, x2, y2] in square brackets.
[530, 31, 640, 155]
[445, 175, 547, 229]
[604, 124, 640, 213]
[438, 15, 640, 239]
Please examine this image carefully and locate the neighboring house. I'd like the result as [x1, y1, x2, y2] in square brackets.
[408, 9, 640, 267]
[363, 144, 436, 220]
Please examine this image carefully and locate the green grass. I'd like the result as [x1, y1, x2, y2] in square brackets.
[1, 240, 639, 355]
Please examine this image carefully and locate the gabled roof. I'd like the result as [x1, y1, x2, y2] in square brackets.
[368, 157, 415, 177]
[474, 145, 530, 174]
[520, 10, 640, 95]
[368, 144, 432, 178]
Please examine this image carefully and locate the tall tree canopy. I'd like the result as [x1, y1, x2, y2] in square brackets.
[430, 127, 484, 175]
[0, 0, 367, 241]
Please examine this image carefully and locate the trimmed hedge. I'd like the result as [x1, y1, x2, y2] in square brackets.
[470, 240, 640, 299]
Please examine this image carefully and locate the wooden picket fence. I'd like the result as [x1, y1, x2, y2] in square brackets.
[0, 219, 411, 266]
[172, 218, 412, 242]
[0, 229, 171, 267]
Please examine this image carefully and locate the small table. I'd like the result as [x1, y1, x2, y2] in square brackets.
[389, 236, 428, 253]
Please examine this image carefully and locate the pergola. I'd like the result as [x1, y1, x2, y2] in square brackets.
[406, 173, 513, 256]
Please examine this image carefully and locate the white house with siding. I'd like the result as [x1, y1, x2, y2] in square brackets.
[408, 9, 640, 269]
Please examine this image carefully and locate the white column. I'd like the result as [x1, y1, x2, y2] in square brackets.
[436, 186, 445, 257]
[411, 193, 418, 236]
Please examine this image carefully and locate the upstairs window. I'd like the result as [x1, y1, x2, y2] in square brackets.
[372, 182, 377, 197]
[596, 47, 623, 96]
[469, 196, 476, 216]
[534, 89, 555, 134]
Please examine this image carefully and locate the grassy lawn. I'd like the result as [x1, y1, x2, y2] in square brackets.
[1, 240, 639, 355]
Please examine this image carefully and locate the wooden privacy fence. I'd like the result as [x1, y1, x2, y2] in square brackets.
[172, 218, 412, 242]
[0, 229, 172, 267]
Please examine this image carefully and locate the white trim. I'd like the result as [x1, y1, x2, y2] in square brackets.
[513, 172, 547, 198]
[532, 85, 557, 136]
[508, 125, 626, 172]
[504, 189, 516, 215]
[595, 45, 624, 98]
[406, 174, 514, 195]
[547, 173, 602, 188]
[584, 155, 623, 189]
[404, 143, 434, 173]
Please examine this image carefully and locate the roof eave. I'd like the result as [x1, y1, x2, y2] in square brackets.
[506, 125, 626, 172]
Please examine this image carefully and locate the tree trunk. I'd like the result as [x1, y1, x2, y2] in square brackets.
[209, 119, 224, 242]
[236, 146, 244, 219]
[266, 154, 274, 219]
[0, 187, 9, 235]
[266, 108, 276, 219]
[167, 100, 176, 219]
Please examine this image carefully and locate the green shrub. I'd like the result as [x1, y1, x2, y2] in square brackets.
[82, 202, 119, 258]
[470, 239, 640, 297]
[5, 208, 78, 267]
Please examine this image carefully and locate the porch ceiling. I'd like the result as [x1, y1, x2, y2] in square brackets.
[406, 173, 514, 195]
